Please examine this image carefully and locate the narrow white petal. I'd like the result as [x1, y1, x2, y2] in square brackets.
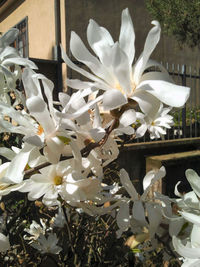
[133, 21, 161, 85]
[119, 8, 135, 65]
[185, 169, 200, 198]
[87, 19, 114, 65]
[120, 168, 138, 200]
[70, 31, 113, 84]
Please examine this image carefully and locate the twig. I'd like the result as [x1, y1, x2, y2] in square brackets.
[62, 205, 80, 267]
[24, 117, 119, 177]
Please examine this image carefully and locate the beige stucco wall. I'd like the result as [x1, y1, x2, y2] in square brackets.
[65, 0, 200, 70]
[0, 0, 66, 60]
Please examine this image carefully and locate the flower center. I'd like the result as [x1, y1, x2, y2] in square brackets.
[115, 82, 125, 95]
[54, 176, 63, 186]
[37, 125, 44, 136]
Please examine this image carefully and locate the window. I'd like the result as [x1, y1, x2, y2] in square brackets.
[12, 17, 28, 57]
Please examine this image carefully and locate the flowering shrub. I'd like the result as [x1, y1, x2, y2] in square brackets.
[0, 8, 199, 266]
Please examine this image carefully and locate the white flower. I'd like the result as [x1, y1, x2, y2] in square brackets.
[0, 233, 10, 252]
[116, 166, 166, 238]
[51, 207, 66, 228]
[0, 28, 37, 91]
[0, 144, 35, 199]
[136, 103, 173, 139]
[0, 69, 75, 164]
[24, 219, 47, 243]
[61, 8, 190, 116]
[31, 233, 62, 254]
[19, 158, 102, 206]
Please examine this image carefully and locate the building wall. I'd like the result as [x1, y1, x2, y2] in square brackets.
[0, 0, 66, 60]
[65, 0, 200, 70]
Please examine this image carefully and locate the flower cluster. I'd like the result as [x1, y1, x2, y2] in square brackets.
[0, 8, 197, 266]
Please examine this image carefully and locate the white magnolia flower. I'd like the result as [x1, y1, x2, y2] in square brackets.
[19, 158, 102, 206]
[51, 207, 66, 228]
[116, 166, 166, 238]
[31, 233, 62, 254]
[24, 219, 47, 243]
[0, 69, 76, 163]
[0, 144, 35, 199]
[0, 233, 10, 252]
[0, 28, 37, 91]
[171, 169, 200, 266]
[61, 8, 190, 117]
[136, 103, 174, 139]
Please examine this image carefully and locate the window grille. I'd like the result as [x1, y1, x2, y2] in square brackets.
[12, 16, 28, 57]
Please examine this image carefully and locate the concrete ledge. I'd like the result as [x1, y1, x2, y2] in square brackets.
[146, 149, 200, 197]
[120, 137, 200, 151]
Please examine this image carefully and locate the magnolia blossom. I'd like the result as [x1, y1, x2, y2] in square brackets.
[19, 158, 102, 206]
[116, 166, 166, 238]
[0, 68, 77, 163]
[61, 8, 190, 118]
[0, 144, 36, 200]
[0, 28, 37, 108]
[0, 233, 10, 252]
[136, 103, 174, 139]
[171, 169, 200, 266]
[31, 233, 62, 254]
[24, 219, 47, 243]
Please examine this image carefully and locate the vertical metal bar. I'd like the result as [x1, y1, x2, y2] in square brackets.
[181, 65, 187, 138]
[189, 66, 192, 138]
[55, 0, 63, 94]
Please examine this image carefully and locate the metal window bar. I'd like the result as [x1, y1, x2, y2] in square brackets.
[12, 17, 28, 57]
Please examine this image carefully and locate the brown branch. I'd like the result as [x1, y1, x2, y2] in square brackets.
[24, 117, 119, 177]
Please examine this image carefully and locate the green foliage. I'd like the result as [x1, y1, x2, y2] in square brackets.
[145, 0, 200, 48]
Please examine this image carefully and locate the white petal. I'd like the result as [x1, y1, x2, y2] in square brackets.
[133, 21, 161, 85]
[119, 8, 135, 65]
[185, 169, 200, 198]
[26, 96, 55, 135]
[191, 225, 200, 247]
[3, 144, 33, 183]
[132, 89, 161, 119]
[141, 166, 166, 200]
[87, 19, 114, 65]
[173, 236, 200, 259]
[110, 43, 132, 95]
[120, 168, 138, 200]
[138, 79, 190, 108]
[146, 203, 162, 238]
[182, 259, 200, 267]
[3, 57, 37, 69]
[0, 233, 10, 252]
[116, 201, 130, 231]
[102, 89, 127, 110]
[119, 109, 136, 127]
[70, 31, 113, 85]
[0, 28, 19, 46]
[132, 200, 148, 226]
[180, 211, 200, 227]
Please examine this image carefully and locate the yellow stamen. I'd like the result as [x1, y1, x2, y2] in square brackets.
[37, 125, 44, 136]
[53, 176, 63, 186]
